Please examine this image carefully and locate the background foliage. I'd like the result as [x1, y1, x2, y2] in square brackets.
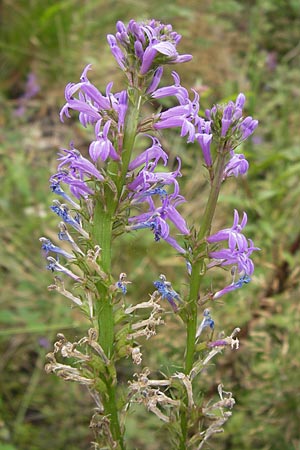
[1, 0, 300, 449]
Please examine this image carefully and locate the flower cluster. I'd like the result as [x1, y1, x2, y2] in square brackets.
[126, 139, 189, 252]
[108, 20, 192, 81]
[207, 210, 259, 298]
[151, 81, 257, 178]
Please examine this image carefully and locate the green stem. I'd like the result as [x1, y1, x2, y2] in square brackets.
[181, 149, 228, 446]
[90, 87, 142, 450]
[185, 150, 227, 373]
[104, 381, 126, 450]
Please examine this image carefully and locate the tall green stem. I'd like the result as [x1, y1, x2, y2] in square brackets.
[185, 149, 227, 374]
[90, 88, 142, 449]
[180, 148, 227, 447]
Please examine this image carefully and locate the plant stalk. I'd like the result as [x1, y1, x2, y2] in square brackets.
[181, 148, 228, 446]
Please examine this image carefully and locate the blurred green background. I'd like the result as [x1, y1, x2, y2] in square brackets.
[1, 0, 300, 449]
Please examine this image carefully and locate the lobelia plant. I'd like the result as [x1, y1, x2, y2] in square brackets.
[42, 19, 259, 449]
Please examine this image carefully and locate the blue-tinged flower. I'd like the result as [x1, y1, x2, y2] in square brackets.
[213, 274, 251, 299]
[50, 200, 89, 238]
[128, 211, 170, 241]
[115, 272, 131, 294]
[196, 309, 215, 338]
[50, 171, 94, 199]
[46, 256, 82, 282]
[50, 181, 81, 209]
[40, 237, 74, 260]
[89, 120, 120, 162]
[153, 274, 182, 311]
[128, 157, 181, 199]
[223, 151, 249, 179]
[127, 193, 188, 252]
[58, 222, 84, 255]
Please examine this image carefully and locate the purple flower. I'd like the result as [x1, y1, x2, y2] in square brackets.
[207, 210, 259, 275]
[50, 171, 94, 199]
[128, 193, 188, 253]
[151, 71, 189, 104]
[240, 116, 259, 140]
[107, 34, 126, 70]
[195, 133, 213, 167]
[209, 239, 258, 276]
[128, 157, 182, 198]
[89, 120, 120, 162]
[153, 274, 182, 311]
[207, 210, 248, 249]
[128, 136, 168, 171]
[221, 103, 234, 137]
[206, 93, 258, 147]
[223, 151, 249, 179]
[58, 144, 104, 181]
[146, 67, 164, 94]
[154, 90, 200, 143]
[60, 65, 125, 129]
